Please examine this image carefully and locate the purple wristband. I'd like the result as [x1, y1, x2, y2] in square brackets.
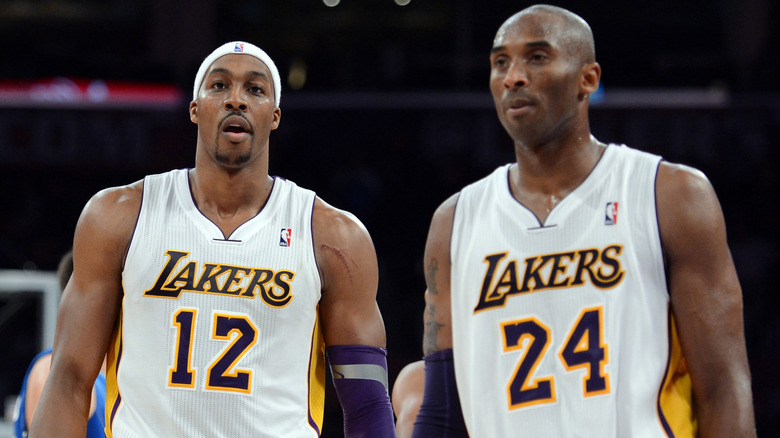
[411, 349, 468, 437]
[326, 345, 396, 438]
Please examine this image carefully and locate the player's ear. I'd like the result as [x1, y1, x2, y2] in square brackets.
[270, 107, 281, 131]
[579, 62, 601, 99]
[189, 101, 198, 124]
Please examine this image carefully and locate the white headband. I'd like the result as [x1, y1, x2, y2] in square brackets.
[192, 41, 281, 107]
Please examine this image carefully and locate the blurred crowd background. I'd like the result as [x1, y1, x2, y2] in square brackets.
[0, 0, 778, 436]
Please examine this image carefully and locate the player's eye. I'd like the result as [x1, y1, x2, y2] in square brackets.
[492, 56, 509, 69]
[528, 52, 549, 63]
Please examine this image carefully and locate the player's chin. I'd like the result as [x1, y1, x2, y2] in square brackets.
[215, 151, 253, 167]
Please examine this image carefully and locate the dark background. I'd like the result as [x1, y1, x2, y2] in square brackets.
[0, 0, 778, 435]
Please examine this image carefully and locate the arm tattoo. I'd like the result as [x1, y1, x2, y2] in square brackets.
[423, 303, 444, 355]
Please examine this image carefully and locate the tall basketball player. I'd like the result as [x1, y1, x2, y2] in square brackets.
[413, 5, 755, 437]
[30, 42, 396, 438]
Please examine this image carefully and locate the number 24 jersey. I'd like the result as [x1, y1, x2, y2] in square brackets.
[450, 145, 695, 437]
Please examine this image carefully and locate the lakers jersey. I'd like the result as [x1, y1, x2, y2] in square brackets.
[107, 170, 325, 438]
[450, 145, 695, 437]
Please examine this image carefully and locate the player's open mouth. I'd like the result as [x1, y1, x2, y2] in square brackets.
[223, 126, 250, 142]
[221, 115, 252, 141]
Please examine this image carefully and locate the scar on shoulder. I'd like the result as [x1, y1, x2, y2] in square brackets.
[320, 244, 355, 282]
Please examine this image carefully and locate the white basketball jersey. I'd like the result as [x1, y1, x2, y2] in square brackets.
[450, 145, 695, 437]
[106, 170, 325, 438]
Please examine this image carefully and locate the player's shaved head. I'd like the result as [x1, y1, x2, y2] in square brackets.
[495, 4, 596, 65]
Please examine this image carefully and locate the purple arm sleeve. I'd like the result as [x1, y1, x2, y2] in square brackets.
[326, 345, 396, 438]
[411, 349, 469, 437]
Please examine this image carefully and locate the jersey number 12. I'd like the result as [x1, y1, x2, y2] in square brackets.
[169, 308, 258, 393]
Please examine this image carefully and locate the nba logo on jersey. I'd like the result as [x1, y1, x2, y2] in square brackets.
[234, 42, 244, 53]
[280, 228, 292, 247]
[605, 202, 618, 225]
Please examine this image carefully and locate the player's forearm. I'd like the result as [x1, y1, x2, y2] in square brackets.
[326, 345, 396, 438]
[698, 408, 756, 437]
[29, 374, 93, 438]
[695, 375, 756, 437]
[29, 395, 90, 437]
[412, 350, 468, 438]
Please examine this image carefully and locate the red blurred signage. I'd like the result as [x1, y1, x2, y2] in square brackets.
[0, 77, 183, 109]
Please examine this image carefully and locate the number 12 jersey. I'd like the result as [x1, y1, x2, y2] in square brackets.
[107, 170, 325, 438]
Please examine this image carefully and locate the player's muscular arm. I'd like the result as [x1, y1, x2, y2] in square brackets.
[656, 163, 756, 437]
[313, 198, 386, 348]
[413, 194, 468, 437]
[30, 182, 141, 438]
[422, 194, 458, 355]
[313, 198, 395, 438]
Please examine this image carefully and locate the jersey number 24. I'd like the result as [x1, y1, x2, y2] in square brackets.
[500, 306, 609, 409]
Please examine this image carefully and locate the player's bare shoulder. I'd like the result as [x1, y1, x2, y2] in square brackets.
[656, 160, 726, 254]
[657, 161, 713, 199]
[656, 161, 721, 219]
[76, 180, 145, 248]
[429, 193, 459, 233]
[311, 197, 377, 291]
[424, 192, 460, 262]
[312, 197, 372, 244]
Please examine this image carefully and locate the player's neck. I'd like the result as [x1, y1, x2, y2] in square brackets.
[513, 132, 602, 187]
[188, 167, 274, 235]
[509, 135, 605, 222]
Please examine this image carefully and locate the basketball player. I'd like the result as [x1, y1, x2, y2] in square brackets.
[413, 5, 755, 437]
[29, 42, 395, 437]
[391, 360, 424, 438]
[14, 251, 106, 438]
